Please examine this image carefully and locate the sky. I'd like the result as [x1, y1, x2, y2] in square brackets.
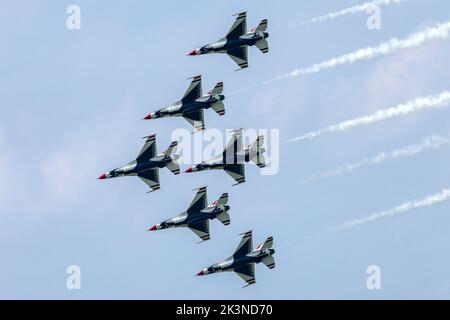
[1, 0, 450, 299]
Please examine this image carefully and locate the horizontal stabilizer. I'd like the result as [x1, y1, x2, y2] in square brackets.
[211, 102, 225, 116]
[255, 39, 269, 54]
[261, 236, 273, 250]
[164, 141, 178, 158]
[165, 161, 180, 175]
[215, 193, 228, 205]
[210, 82, 223, 95]
[249, 135, 266, 168]
[255, 19, 268, 32]
[262, 255, 275, 270]
[216, 212, 230, 226]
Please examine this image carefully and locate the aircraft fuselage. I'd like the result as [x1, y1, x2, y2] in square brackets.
[201, 31, 269, 54]
[106, 156, 170, 178]
[154, 94, 225, 119]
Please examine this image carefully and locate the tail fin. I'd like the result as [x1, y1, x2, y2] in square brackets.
[164, 141, 180, 175]
[210, 82, 223, 95]
[249, 135, 266, 168]
[255, 19, 268, 32]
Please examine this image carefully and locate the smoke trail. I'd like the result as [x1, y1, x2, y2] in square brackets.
[291, 0, 407, 27]
[302, 134, 450, 183]
[331, 189, 450, 231]
[289, 91, 450, 142]
[267, 21, 450, 83]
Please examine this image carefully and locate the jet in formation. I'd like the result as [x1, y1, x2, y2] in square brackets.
[196, 230, 275, 287]
[148, 186, 230, 242]
[98, 135, 179, 193]
[188, 12, 269, 70]
[144, 75, 225, 131]
[185, 129, 266, 185]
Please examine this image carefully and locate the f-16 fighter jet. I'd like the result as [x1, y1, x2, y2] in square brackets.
[143, 75, 225, 131]
[196, 231, 275, 287]
[148, 187, 230, 242]
[184, 129, 266, 185]
[187, 12, 269, 70]
[98, 135, 179, 193]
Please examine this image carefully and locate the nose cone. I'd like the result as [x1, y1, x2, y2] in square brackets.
[187, 49, 198, 56]
[196, 270, 205, 276]
[98, 173, 107, 180]
[143, 113, 154, 120]
[148, 224, 158, 231]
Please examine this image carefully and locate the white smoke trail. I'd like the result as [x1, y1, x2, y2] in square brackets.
[289, 91, 450, 142]
[331, 189, 450, 231]
[302, 134, 450, 183]
[291, 0, 407, 27]
[267, 21, 450, 83]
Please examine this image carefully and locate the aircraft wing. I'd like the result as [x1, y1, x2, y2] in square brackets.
[189, 220, 210, 242]
[137, 134, 157, 162]
[224, 164, 245, 185]
[234, 263, 256, 287]
[223, 129, 243, 163]
[138, 169, 160, 192]
[227, 12, 247, 40]
[187, 186, 208, 213]
[233, 230, 253, 258]
[226, 46, 248, 70]
[182, 75, 202, 103]
[184, 109, 205, 131]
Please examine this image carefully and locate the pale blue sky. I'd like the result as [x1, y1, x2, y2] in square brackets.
[1, 0, 450, 299]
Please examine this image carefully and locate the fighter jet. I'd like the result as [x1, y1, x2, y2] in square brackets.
[98, 134, 179, 193]
[148, 186, 230, 242]
[187, 12, 269, 70]
[196, 231, 275, 287]
[143, 75, 225, 131]
[184, 129, 266, 185]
